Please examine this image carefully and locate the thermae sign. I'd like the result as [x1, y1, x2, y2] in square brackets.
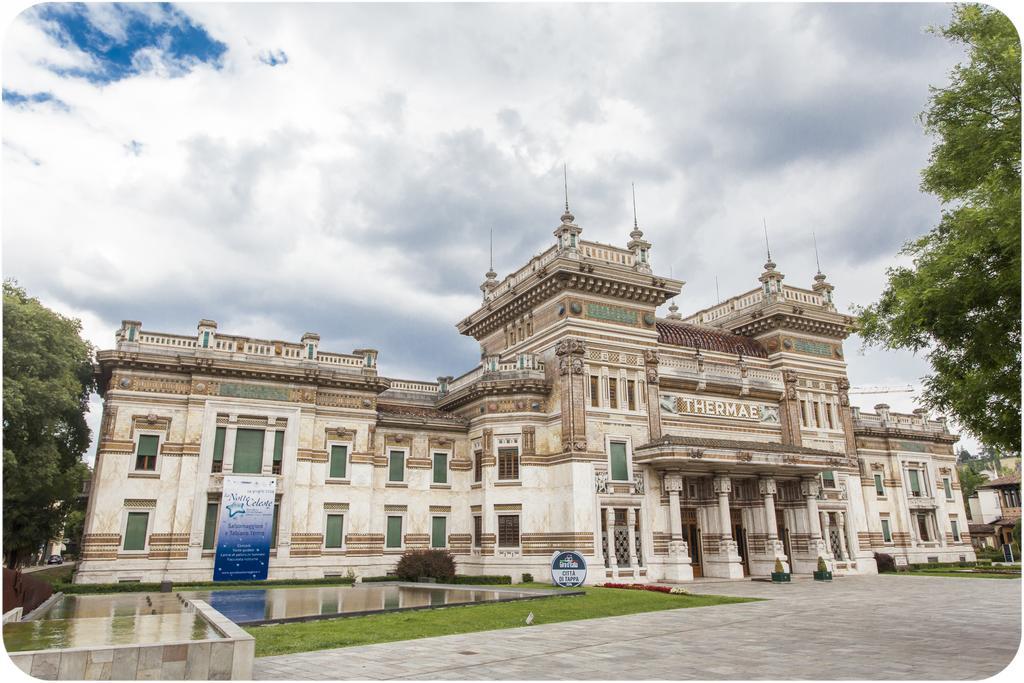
[550, 550, 587, 588]
[213, 476, 277, 581]
[660, 392, 780, 424]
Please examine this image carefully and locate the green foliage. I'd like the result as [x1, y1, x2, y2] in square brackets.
[874, 552, 897, 573]
[957, 464, 989, 499]
[773, 558, 785, 574]
[56, 576, 357, 594]
[521, 572, 534, 583]
[451, 575, 511, 585]
[394, 549, 456, 581]
[3, 281, 94, 567]
[856, 4, 1022, 452]
[816, 556, 828, 572]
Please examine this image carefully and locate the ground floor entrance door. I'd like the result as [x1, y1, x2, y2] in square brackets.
[732, 508, 749, 576]
[681, 508, 702, 578]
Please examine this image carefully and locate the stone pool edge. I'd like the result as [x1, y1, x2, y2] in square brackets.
[4, 599, 254, 680]
[237, 582, 585, 627]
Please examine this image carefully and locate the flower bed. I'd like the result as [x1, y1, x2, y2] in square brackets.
[601, 583, 689, 595]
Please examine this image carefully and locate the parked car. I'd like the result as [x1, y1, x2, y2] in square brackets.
[46, 555, 63, 565]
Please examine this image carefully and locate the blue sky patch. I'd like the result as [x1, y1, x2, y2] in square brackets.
[2, 88, 69, 110]
[258, 49, 288, 67]
[33, 3, 227, 84]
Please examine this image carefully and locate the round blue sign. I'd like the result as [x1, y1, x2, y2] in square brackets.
[551, 550, 587, 587]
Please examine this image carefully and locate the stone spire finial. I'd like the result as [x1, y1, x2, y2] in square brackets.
[666, 298, 681, 320]
[627, 182, 651, 272]
[810, 230, 835, 310]
[480, 228, 498, 298]
[554, 163, 582, 254]
[561, 163, 575, 224]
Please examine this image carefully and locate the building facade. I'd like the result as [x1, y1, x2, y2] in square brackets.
[967, 473, 1021, 551]
[77, 205, 975, 584]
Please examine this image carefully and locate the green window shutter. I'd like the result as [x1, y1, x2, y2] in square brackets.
[609, 442, 628, 481]
[273, 431, 284, 463]
[822, 471, 835, 487]
[386, 516, 403, 548]
[271, 503, 280, 548]
[432, 453, 447, 484]
[908, 470, 921, 495]
[330, 445, 348, 479]
[943, 478, 952, 499]
[326, 515, 344, 548]
[881, 519, 892, 542]
[137, 435, 159, 456]
[202, 502, 218, 550]
[233, 429, 265, 473]
[874, 474, 884, 496]
[124, 512, 148, 550]
[212, 427, 226, 462]
[388, 451, 404, 482]
[431, 516, 446, 548]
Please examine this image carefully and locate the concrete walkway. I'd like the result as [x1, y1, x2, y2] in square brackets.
[254, 575, 1021, 680]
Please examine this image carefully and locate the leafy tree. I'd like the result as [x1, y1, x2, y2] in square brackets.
[3, 281, 94, 567]
[956, 447, 975, 464]
[957, 464, 988, 499]
[856, 4, 1021, 453]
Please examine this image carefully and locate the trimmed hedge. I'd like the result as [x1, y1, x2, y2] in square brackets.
[56, 576, 356, 594]
[359, 574, 512, 585]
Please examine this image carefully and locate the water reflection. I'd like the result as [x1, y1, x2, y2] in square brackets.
[3, 612, 219, 653]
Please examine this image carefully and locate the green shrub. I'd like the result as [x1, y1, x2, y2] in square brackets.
[395, 549, 456, 581]
[451, 575, 512, 585]
[360, 576, 397, 583]
[773, 558, 785, 574]
[874, 552, 896, 573]
[521, 573, 534, 583]
[816, 556, 828, 572]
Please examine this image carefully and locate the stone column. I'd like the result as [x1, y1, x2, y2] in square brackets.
[605, 507, 618, 572]
[796, 477, 828, 573]
[661, 473, 693, 581]
[626, 507, 639, 568]
[643, 350, 662, 440]
[755, 477, 788, 574]
[837, 511, 849, 560]
[706, 475, 743, 578]
[820, 511, 832, 557]
[556, 338, 588, 454]
[760, 478, 779, 540]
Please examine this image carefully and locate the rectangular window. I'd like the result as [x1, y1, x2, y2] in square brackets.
[821, 471, 836, 489]
[272, 431, 284, 474]
[813, 402, 821, 428]
[943, 477, 953, 500]
[124, 511, 148, 551]
[386, 515, 403, 548]
[431, 516, 447, 548]
[626, 380, 636, 411]
[211, 426, 226, 473]
[908, 469, 922, 496]
[497, 514, 520, 548]
[432, 452, 448, 484]
[874, 473, 885, 497]
[329, 445, 348, 479]
[608, 378, 618, 409]
[388, 450, 405, 482]
[202, 501, 218, 550]
[473, 450, 483, 483]
[951, 519, 961, 542]
[590, 376, 600, 408]
[497, 448, 520, 480]
[917, 513, 931, 541]
[135, 435, 159, 471]
[609, 441, 629, 481]
[473, 515, 482, 548]
[880, 518, 892, 543]
[271, 502, 280, 548]
[325, 514, 344, 549]
[233, 428, 265, 474]
[800, 400, 809, 427]
[825, 403, 835, 429]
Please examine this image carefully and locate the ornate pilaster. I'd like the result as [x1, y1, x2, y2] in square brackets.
[604, 507, 618, 571]
[661, 472, 693, 581]
[644, 349, 662, 439]
[556, 338, 588, 453]
[780, 369, 803, 447]
[836, 377, 858, 455]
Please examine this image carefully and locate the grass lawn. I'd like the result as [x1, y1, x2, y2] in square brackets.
[899, 569, 1021, 579]
[246, 584, 757, 657]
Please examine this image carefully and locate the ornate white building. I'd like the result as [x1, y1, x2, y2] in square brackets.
[77, 202, 974, 583]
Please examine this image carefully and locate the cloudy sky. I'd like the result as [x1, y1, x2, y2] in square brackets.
[2, 2, 986, 457]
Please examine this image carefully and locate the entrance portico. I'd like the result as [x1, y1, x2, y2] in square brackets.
[635, 434, 848, 578]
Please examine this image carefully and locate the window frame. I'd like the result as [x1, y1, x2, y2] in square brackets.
[497, 446, 520, 481]
[473, 449, 483, 483]
[430, 515, 448, 549]
[873, 472, 885, 497]
[431, 450, 450, 485]
[950, 518, 961, 543]
[942, 477, 953, 501]
[324, 512, 345, 550]
[385, 513, 405, 550]
[472, 514, 482, 548]
[122, 510, 150, 552]
[821, 470, 837, 489]
[232, 427, 266, 475]
[607, 438, 631, 482]
[202, 499, 220, 551]
[387, 448, 408, 483]
[497, 513, 520, 549]
[880, 517, 893, 543]
[211, 426, 226, 473]
[327, 440, 351, 481]
[133, 432, 161, 473]
[589, 375, 600, 408]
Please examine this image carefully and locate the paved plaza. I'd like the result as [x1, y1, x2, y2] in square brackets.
[254, 575, 1021, 680]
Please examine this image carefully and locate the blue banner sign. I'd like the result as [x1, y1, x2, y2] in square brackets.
[214, 476, 277, 581]
[550, 550, 587, 587]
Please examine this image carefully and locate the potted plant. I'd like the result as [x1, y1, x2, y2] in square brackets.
[813, 556, 833, 581]
[771, 557, 791, 583]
